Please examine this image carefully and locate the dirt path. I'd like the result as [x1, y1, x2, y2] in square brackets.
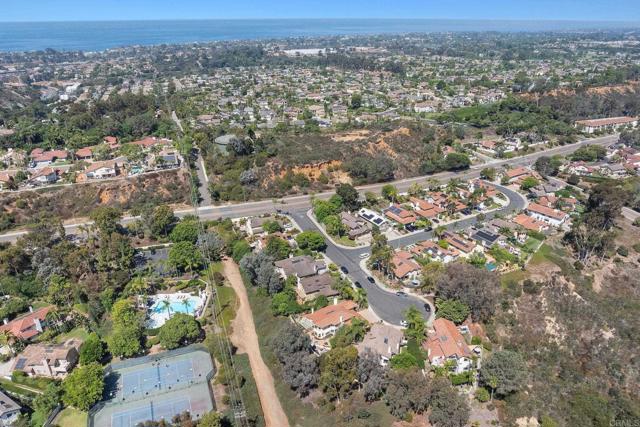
[223, 258, 290, 427]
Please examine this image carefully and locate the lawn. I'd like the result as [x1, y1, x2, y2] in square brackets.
[0, 378, 39, 398]
[55, 327, 91, 344]
[210, 285, 237, 331]
[523, 237, 542, 252]
[54, 408, 87, 427]
[334, 235, 357, 247]
[406, 339, 426, 369]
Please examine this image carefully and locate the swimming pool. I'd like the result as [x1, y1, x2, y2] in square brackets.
[146, 292, 206, 328]
[486, 262, 497, 272]
[150, 297, 199, 315]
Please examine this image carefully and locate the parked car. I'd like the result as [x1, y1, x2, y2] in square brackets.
[395, 291, 407, 297]
[353, 281, 362, 288]
[340, 266, 349, 274]
[367, 276, 375, 284]
[359, 253, 370, 259]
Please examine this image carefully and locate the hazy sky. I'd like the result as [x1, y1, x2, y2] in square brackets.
[2, 0, 640, 22]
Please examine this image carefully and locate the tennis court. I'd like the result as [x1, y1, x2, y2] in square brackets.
[89, 346, 215, 427]
[121, 358, 195, 398]
[111, 396, 192, 427]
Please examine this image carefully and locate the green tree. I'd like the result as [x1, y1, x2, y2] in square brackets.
[520, 176, 540, 190]
[169, 219, 199, 243]
[403, 306, 426, 343]
[108, 324, 143, 358]
[79, 333, 105, 365]
[320, 346, 359, 401]
[435, 299, 471, 324]
[199, 411, 223, 427]
[62, 363, 104, 411]
[479, 350, 527, 398]
[330, 318, 369, 348]
[444, 153, 471, 171]
[389, 350, 419, 370]
[324, 214, 347, 237]
[480, 167, 496, 181]
[336, 183, 361, 211]
[144, 204, 176, 238]
[350, 93, 362, 109]
[381, 184, 398, 202]
[429, 378, 470, 427]
[168, 241, 205, 273]
[31, 383, 62, 426]
[90, 206, 122, 235]
[264, 236, 292, 260]
[158, 313, 202, 350]
[295, 231, 326, 252]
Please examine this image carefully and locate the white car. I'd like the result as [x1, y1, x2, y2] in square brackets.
[400, 320, 408, 327]
[359, 253, 370, 259]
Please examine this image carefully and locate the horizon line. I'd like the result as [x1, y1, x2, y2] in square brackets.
[2, 17, 640, 24]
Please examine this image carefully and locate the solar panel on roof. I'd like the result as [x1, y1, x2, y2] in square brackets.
[388, 206, 402, 215]
[14, 359, 26, 370]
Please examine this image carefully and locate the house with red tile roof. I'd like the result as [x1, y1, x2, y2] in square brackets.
[30, 150, 69, 167]
[75, 147, 93, 160]
[299, 300, 361, 339]
[383, 204, 417, 226]
[391, 251, 421, 281]
[526, 203, 569, 227]
[443, 231, 477, 255]
[424, 318, 473, 374]
[411, 240, 460, 263]
[512, 214, 548, 232]
[410, 197, 445, 220]
[0, 307, 52, 341]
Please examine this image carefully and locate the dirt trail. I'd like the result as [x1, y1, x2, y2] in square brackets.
[223, 258, 290, 427]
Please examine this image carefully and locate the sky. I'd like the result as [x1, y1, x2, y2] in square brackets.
[1, 0, 640, 22]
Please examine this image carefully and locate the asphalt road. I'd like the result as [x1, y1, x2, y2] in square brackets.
[288, 182, 526, 325]
[0, 133, 616, 244]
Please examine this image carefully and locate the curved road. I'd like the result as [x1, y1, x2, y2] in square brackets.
[289, 182, 526, 325]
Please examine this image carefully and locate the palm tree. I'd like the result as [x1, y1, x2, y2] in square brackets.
[489, 376, 498, 402]
[434, 225, 447, 239]
[181, 298, 191, 314]
[161, 298, 172, 319]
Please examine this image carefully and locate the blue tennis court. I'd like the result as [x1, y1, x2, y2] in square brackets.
[121, 359, 195, 398]
[111, 396, 192, 427]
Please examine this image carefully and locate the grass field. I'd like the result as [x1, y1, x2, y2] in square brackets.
[54, 408, 87, 427]
[0, 378, 39, 398]
[55, 327, 91, 344]
[212, 285, 237, 331]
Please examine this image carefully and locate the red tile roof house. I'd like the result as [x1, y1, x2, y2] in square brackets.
[411, 240, 460, 264]
[503, 167, 541, 185]
[74, 146, 93, 160]
[512, 214, 548, 233]
[424, 318, 474, 374]
[391, 251, 421, 281]
[130, 136, 172, 150]
[409, 197, 445, 220]
[298, 300, 362, 340]
[384, 204, 417, 226]
[526, 202, 569, 227]
[0, 307, 52, 342]
[27, 167, 58, 185]
[443, 231, 478, 256]
[30, 149, 69, 167]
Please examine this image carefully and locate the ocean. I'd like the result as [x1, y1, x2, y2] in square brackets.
[0, 19, 638, 53]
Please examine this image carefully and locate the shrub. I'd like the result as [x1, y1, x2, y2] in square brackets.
[471, 336, 482, 345]
[523, 279, 541, 295]
[475, 387, 490, 403]
[617, 246, 629, 257]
